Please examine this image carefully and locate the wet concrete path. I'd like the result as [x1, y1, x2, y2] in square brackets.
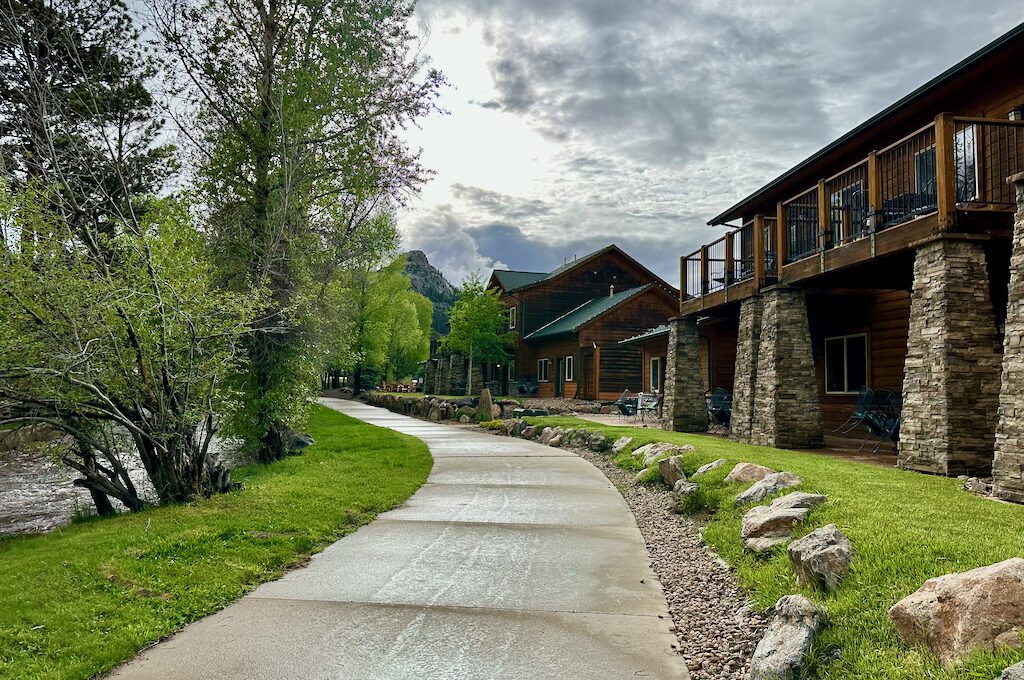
[113, 398, 687, 679]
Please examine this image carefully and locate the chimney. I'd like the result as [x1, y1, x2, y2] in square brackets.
[1010, 106, 1023, 121]
[609, 284, 615, 297]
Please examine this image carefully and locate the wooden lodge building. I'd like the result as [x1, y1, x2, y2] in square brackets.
[663, 21, 1024, 502]
[485, 245, 678, 400]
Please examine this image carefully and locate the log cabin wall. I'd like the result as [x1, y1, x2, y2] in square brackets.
[638, 337, 669, 394]
[699, 320, 739, 393]
[806, 290, 912, 431]
[519, 336, 580, 399]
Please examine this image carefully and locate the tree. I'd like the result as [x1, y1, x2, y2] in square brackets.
[0, 191, 255, 510]
[443, 274, 512, 396]
[0, 0, 174, 240]
[153, 0, 443, 462]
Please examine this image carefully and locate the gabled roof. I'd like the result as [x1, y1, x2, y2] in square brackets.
[525, 285, 652, 341]
[618, 325, 670, 346]
[491, 269, 546, 292]
[490, 244, 678, 296]
[708, 20, 1024, 226]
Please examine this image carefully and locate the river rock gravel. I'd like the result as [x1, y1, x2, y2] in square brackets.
[574, 445, 769, 680]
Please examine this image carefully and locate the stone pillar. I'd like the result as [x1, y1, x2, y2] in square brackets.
[438, 355, 452, 396]
[994, 173, 1024, 502]
[899, 239, 1001, 476]
[469, 360, 484, 396]
[665, 317, 708, 432]
[449, 355, 467, 396]
[730, 296, 763, 444]
[423, 359, 437, 394]
[752, 288, 823, 449]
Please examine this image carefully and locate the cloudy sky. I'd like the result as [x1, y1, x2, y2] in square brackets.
[396, 1, 1024, 285]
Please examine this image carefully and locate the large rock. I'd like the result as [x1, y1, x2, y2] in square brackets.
[611, 436, 633, 454]
[538, 427, 558, 445]
[750, 595, 823, 680]
[522, 426, 537, 440]
[477, 388, 494, 421]
[674, 479, 699, 500]
[569, 428, 591, 447]
[735, 472, 803, 505]
[724, 462, 776, 484]
[1000, 661, 1024, 679]
[741, 492, 824, 552]
[428, 404, 442, 421]
[788, 524, 853, 592]
[889, 558, 1024, 666]
[694, 458, 727, 476]
[658, 456, 686, 487]
[455, 405, 477, 419]
[632, 441, 694, 467]
[588, 433, 611, 452]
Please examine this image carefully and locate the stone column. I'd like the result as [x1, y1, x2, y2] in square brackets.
[438, 355, 452, 395]
[899, 239, 1001, 476]
[994, 173, 1024, 502]
[730, 297, 763, 444]
[665, 317, 708, 432]
[423, 359, 437, 394]
[752, 288, 823, 449]
[449, 355, 467, 396]
[469, 360, 484, 396]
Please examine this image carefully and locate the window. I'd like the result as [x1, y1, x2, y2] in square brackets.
[824, 334, 867, 394]
[914, 146, 937, 203]
[564, 355, 574, 382]
[650, 357, 661, 393]
[507, 306, 516, 330]
[537, 358, 550, 382]
[829, 180, 866, 241]
[507, 361, 515, 381]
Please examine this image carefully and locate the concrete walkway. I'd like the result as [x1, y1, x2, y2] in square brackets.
[113, 399, 687, 679]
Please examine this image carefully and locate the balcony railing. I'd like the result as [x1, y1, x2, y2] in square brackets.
[680, 114, 1024, 305]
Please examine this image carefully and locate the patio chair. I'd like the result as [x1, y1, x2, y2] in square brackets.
[859, 389, 900, 452]
[638, 393, 663, 422]
[833, 386, 873, 434]
[707, 388, 732, 432]
[613, 390, 637, 421]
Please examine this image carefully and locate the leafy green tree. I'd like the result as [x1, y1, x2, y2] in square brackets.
[0, 190, 255, 510]
[443, 274, 512, 396]
[153, 0, 443, 462]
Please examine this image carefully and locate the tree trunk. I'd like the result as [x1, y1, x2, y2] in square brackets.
[466, 353, 473, 396]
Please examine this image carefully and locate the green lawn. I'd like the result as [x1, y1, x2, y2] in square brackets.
[526, 416, 1024, 680]
[0, 405, 432, 680]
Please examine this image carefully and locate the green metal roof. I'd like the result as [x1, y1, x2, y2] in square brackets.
[618, 324, 670, 346]
[525, 285, 652, 341]
[708, 20, 1024, 226]
[492, 270, 546, 292]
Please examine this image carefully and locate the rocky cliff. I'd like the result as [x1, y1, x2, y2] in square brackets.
[404, 250, 458, 335]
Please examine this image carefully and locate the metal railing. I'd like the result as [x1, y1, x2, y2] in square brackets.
[825, 160, 870, 245]
[956, 117, 1024, 206]
[733, 221, 755, 282]
[782, 187, 818, 263]
[877, 123, 937, 229]
[683, 251, 701, 299]
[706, 237, 727, 293]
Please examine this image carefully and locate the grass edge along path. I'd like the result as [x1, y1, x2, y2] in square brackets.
[524, 415, 1024, 680]
[0, 404, 433, 680]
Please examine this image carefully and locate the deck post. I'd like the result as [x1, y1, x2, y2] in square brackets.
[817, 179, 830, 248]
[679, 255, 686, 311]
[724, 232, 735, 287]
[776, 202, 787, 280]
[934, 113, 957, 230]
[867, 151, 882, 230]
[700, 245, 709, 295]
[753, 215, 766, 287]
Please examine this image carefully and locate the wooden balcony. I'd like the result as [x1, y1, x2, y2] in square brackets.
[680, 114, 1024, 316]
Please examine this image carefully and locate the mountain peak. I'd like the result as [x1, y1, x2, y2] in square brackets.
[404, 251, 457, 335]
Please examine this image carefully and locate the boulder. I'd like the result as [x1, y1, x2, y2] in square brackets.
[750, 595, 823, 680]
[455, 397, 476, 408]
[284, 431, 315, 453]
[538, 427, 556, 445]
[501, 420, 517, 436]
[428, 404, 442, 421]
[513, 421, 529, 437]
[694, 458, 727, 476]
[724, 462, 776, 484]
[674, 479, 699, 499]
[658, 456, 687, 487]
[588, 433, 611, 452]
[611, 436, 633, 454]
[735, 472, 803, 506]
[741, 504, 811, 552]
[570, 429, 591, 447]
[788, 524, 853, 592]
[889, 558, 1024, 666]
[522, 426, 537, 440]
[600, 405, 612, 414]
[458, 415, 470, 424]
[455, 405, 477, 419]
[769, 491, 827, 511]
[548, 434, 563, 447]
[490, 404, 501, 419]
[477, 389, 494, 422]
[633, 441, 693, 467]
[1000, 661, 1024, 679]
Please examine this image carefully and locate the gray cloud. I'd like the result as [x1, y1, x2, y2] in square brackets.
[408, 0, 1024, 284]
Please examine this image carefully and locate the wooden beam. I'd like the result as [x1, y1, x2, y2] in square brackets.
[818, 179, 830, 248]
[776, 201, 787, 279]
[724, 232, 735, 287]
[867, 151, 881, 230]
[753, 214, 765, 287]
[700, 245, 709, 295]
[679, 255, 686, 311]
[935, 113, 957, 230]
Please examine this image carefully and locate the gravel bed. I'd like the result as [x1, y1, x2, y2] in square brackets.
[573, 446, 769, 680]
